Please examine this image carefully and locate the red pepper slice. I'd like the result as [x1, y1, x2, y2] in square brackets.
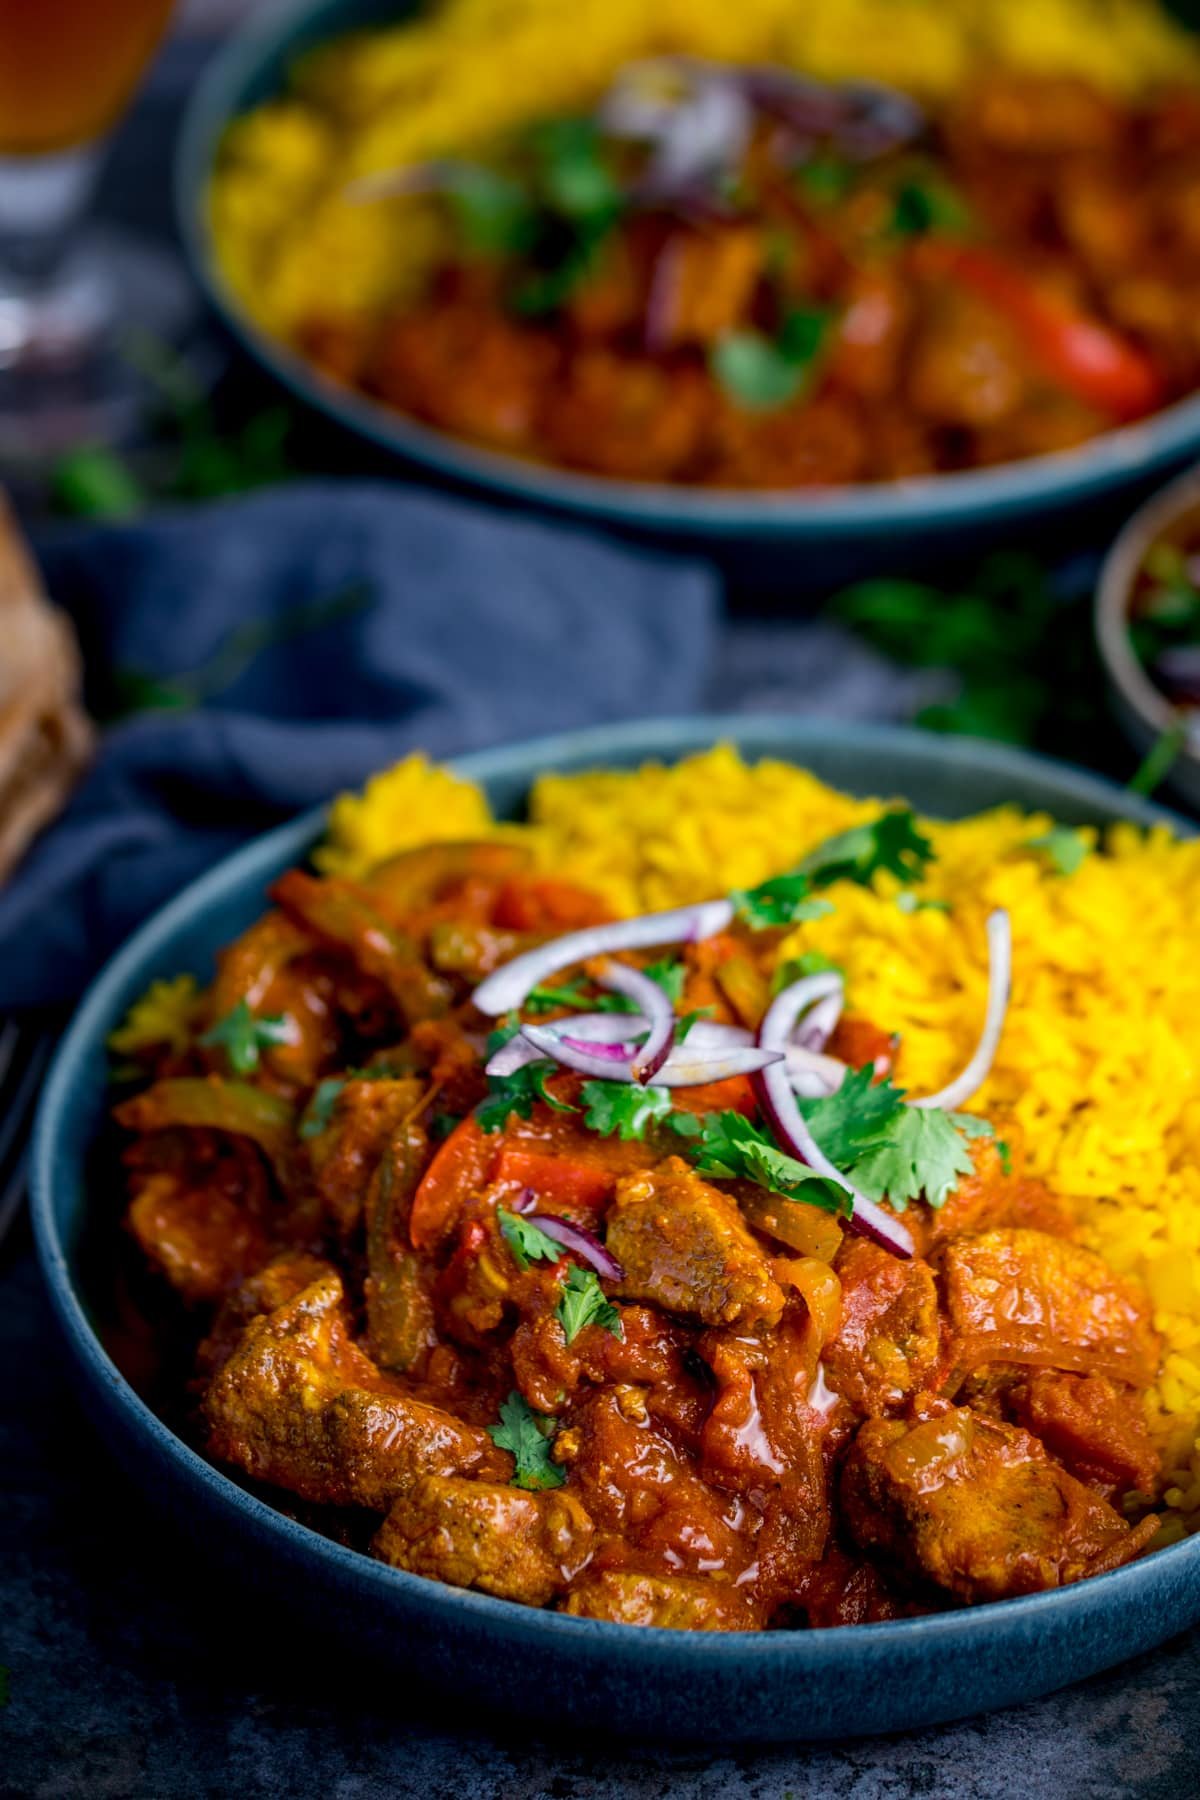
[933, 242, 1164, 422]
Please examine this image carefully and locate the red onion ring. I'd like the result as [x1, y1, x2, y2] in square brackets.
[520, 1023, 638, 1081]
[652, 1044, 785, 1086]
[486, 1011, 644, 1078]
[911, 910, 1011, 1113]
[595, 958, 675, 1082]
[757, 971, 914, 1259]
[528, 1213, 624, 1281]
[471, 898, 734, 1018]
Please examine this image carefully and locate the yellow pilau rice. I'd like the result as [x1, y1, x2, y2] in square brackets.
[314, 747, 1200, 1535]
[208, 0, 1200, 338]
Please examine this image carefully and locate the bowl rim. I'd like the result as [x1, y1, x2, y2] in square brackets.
[175, 0, 1200, 539]
[1095, 459, 1200, 763]
[29, 715, 1200, 1666]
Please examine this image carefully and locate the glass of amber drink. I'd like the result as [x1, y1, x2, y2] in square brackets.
[0, 0, 178, 459]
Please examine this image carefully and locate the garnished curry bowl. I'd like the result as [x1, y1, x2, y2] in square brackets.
[30, 718, 1200, 1742]
[175, 0, 1200, 571]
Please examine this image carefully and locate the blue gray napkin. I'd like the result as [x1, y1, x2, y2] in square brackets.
[0, 482, 718, 1008]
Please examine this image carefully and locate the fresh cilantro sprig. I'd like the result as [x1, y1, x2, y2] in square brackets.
[732, 810, 935, 928]
[580, 1080, 675, 1141]
[731, 877, 834, 929]
[497, 1207, 562, 1269]
[477, 1059, 577, 1133]
[678, 1110, 850, 1217]
[200, 1000, 292, 1075]
[798, 809, 935, 888]
[1023, 827, 1090, 877]
[712, 306, 830, 412]
[798, 1067, 992, 1211]
[556, 1264, 623, 1343]
[300, 1075, 346, 1139]
[488, 1391, 565, 1490]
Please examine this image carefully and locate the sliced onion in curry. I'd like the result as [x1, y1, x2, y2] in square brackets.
[756, 970, 915, 1260]
[528, 1213, 624, 1281]
[594, 957, 676, 1080]
[911, 908, 1011, 1113]
[470, 897, 734, 1017]
[520, 1022, 783, 1086]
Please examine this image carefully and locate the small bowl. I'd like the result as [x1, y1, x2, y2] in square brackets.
[1096, 463, 1200, 812]
[28, 717, 1200, 1743]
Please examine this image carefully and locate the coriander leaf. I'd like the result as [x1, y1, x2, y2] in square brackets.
[1023, 826, 1090, 877]
[299, 1076, 345, 1139]
[850, 1106, 992, 1211]
[711, 330, 805, 410]
[581, 1079, 674, 1141]
[771, 949, 843, 994]
[200, 999, 293, 1075]
[498, 1206, 563, 1269]
[890, 173, 971, 239]
[731, 873, 835, 929]
[445, 165, 538, 255]
[643, 957, 687, 1004]
[799, 809, 935, 889]
[682, 1110, 849, 1217]
[477, 1059, 577, 1133]
[487, 1390, 565, 1489]
[676, 1006, 713, 1043]
[797, 1065, 907, 1166]
[556, 1263, 623, 1344]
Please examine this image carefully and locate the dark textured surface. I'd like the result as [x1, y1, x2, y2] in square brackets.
[5, 1231, 1200, 1799]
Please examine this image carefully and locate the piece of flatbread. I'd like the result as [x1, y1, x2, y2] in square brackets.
[0, 493, 92, 885]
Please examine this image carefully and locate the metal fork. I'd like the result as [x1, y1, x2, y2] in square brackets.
[0, 1021, 53, 1247]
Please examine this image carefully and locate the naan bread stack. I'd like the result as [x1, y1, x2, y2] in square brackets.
[0, 494, 92, 883]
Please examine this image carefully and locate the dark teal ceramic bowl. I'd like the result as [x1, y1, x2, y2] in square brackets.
[30, 718, 1200, 1743]
[175, 0, 1200, 575]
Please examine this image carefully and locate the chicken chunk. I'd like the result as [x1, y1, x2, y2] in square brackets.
[203, 1272, 505, 1508]
[372, 1475, 593, 1605]
[563, 1570, 760, 1631]
[197, 1252, 338, 1378]
[842, 1406, 1158, 1603]
[938, 1229, 1160, 1388]
[823, 1239, 941, 1415]
[607, 1158, 785, 1328]
[1007, 1371, 1160, 1496]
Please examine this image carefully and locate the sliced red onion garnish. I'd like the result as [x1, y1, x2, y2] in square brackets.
[757, 972, 914, 1259]
[653, 1044, 785, 1087]
[602, 57, 752, 198]
[471, 897, 733, 1017]
[759, 970, 844, 1051]
[594, 958, 674, 1081]
[520, 1023, 637, 1081]
[528, 1213, 624, 1281]
[793, 988, 843, 1052]
[521, 1025, 782, 1087]
[785, 1045, 847, 1097]
[911, 909, 1011, 1114]
[485, 1011, 644, 1078]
